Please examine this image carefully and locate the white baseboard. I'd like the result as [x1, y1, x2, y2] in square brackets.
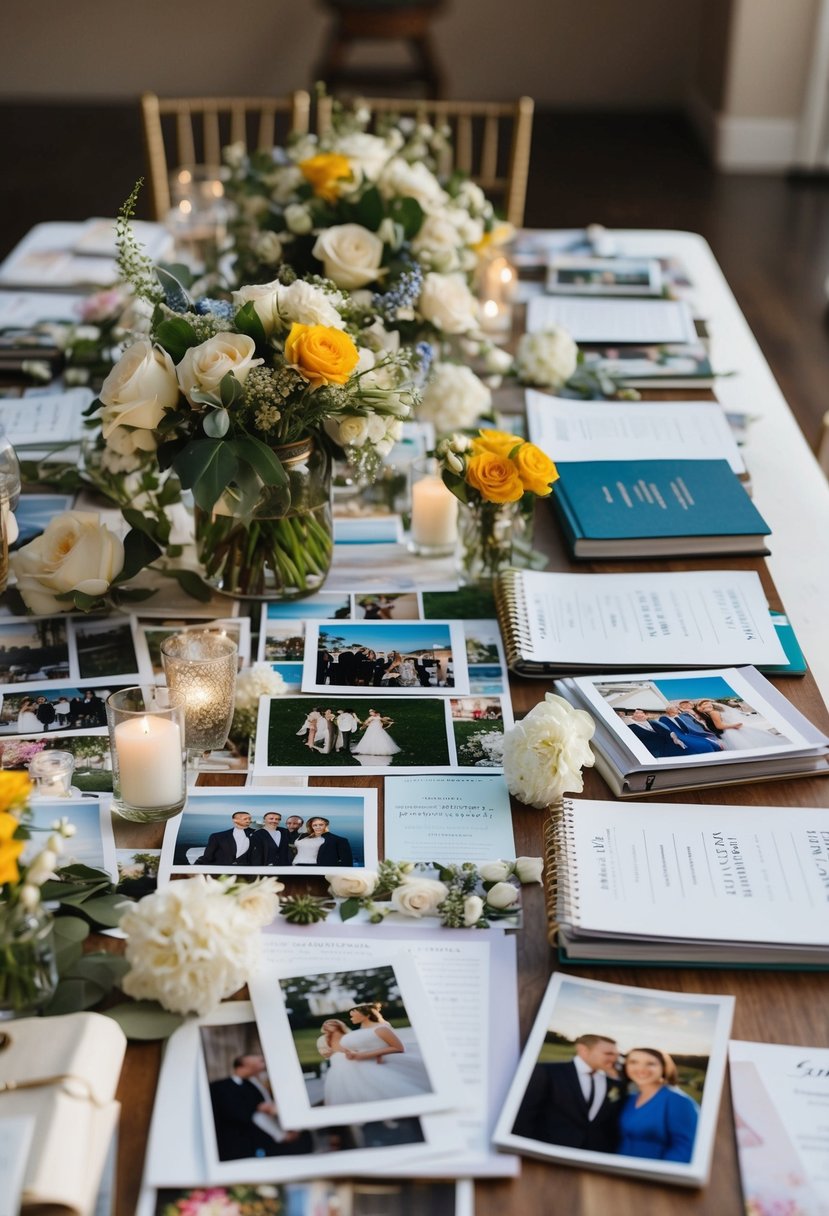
[685, 89, 799, 172]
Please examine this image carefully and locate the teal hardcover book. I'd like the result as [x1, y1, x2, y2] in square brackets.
[551, 458, 771, 557]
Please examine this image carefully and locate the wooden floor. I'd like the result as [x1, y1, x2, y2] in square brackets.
[3, 105, 829, 445]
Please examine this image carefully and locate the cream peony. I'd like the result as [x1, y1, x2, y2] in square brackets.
[234, 278, 345, 335]
[419, 273, 479, 334]
[336, 132, 391, 182]
[390, 875, 449, 918]
[177, 333, 263, 402]
[515, 327, 579, 388]
[327, 871, 379, 899]
[514, 856, 544, 884]
[120, 875, 281, 1017]
[485, 881, 520, 910]
[312, 224, 385, 289]
[463, 895, 485, 927]
[502, 693, 596, 810]
[10, 511, 125, 615]
[478, 860, 512, 883]
[234, 662, 287, 712]
[99, 338, 179, 435]
[379, 157, 447, 212]
[418, 362, 491, 432]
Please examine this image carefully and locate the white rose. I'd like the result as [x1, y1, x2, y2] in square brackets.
[365, 414, 388, 444]
[99, 338, 179, 435]
[379, 158, 447, 212]
[390, 876, 448, 918]
[479, 860, 512, 883]
[502, 692, 596, 810]
[10, 511, 125, 615]
[463, 895, 485, 927]
[233, 280, 282, 335]
[277, 279, 346, 330]
[327, 871, 379, 898]
[312, 224, 385, 289]
[103, 420, 158, 457]
[515, 328, 579, 388]
[254, 231, 283, 265]
[411, 213, 463, 272]
[284, 203, 313, 234]
[485, 881, 520, 910]
[234, 877, 284, 925]
[419, 362, 491, 433]
[177, 333, 263, 403]
[419, 273, 479, 334]
[514, 856, 544, 884]
[325, 414, 370, 447]
[336, 132, 391, 182]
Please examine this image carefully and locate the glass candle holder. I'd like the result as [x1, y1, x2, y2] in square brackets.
[28, 749, 75, 798]
[106, 687, 186, 823]
[166, 165, 232, 273]
[408, 458, 459, 557]
[160, 630, 238, 753]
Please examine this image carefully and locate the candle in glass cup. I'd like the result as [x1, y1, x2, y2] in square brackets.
[160, 630, 238, 752]
[114, 714, 184, 807]
[411, 475, 459, 550]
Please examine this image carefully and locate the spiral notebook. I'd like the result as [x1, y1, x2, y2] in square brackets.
[543, 799, 829, 967]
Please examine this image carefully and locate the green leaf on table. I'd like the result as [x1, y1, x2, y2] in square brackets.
[55, 936, 85, 973]
[52, 915, 92, 942]
[174, 439, 239, 511]
[339, 897, 360, 922]
[232, 435, 288, 489]
[43, 977, 109, 1016]
[234, 300, 267, 349]
[78, 893, 133, 928]
[164, 568, 213, 603]
[103, 1000, 185, 1041]
[154, 316, 200, 362]
[66, 954, 130, 993]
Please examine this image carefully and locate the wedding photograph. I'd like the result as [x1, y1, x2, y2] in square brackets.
[200, 1018, 427, 1177]
[0, 683, 121, 735]
[465, 620, 507, 695]
[264, 594, 350, 621]
[159, 788, 378, 878]
[0, 618, 71, 689]
[0, 729, 112, 792]
[22, 795, 116, 878]
[450, 697, 508, 769]
[261, 621, 305, 664]
[255, 696, 454, 777]
[132, 616, 250, 681]
[496, 974, 733, 1183]
[302, 621, 469, 696]
[354, 592, 420, 621]
[587, 671, 796, 764]
[71, 617, 139, 681]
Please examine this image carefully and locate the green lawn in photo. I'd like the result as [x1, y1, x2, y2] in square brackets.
[75, 624, 138, 679]
[422, 587, 497, 620]
[266, 697, 450, 769]
[291, 1018, 411, 1075]
[536, 1040, 707, 1104]
[453, 719, 504, 766]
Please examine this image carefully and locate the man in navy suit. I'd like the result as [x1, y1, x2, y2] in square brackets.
[512, 1034, 625, 1152]
[620, 709, 687, 758]
[198, 811, 254, 865]
[250, 811, 291, 867]
[656, 703, 722, 754]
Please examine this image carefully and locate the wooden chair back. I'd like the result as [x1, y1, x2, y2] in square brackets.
[140, 91, 312, 219]
[317, 94, 534, 228]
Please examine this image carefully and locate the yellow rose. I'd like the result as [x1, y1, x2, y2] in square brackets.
[299, 153, 353, 202]
[284, 323, 360, 388]
[466, 451, 525, 503]
[0, 772, 31, 815]
[0, 808, 24, 886]
[472, 428, 522, 459]
[513, 442, 559, 496]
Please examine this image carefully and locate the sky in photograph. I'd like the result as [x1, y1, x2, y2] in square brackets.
[548, 979, 721, 1057]
[318, 623, 452, 653]
[22, 800, 107, 870]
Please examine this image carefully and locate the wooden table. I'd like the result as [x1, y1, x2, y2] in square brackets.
[110, 231, 829, 1215]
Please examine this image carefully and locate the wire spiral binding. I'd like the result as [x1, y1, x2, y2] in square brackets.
[494, 568, 547, 675]
[543, 797, 580, 945]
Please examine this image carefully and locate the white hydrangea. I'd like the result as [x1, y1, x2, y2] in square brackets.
[515, 327, 579, 388]
[418, 362, 491, 433]
[235, 663, 287, 712]
[502, 693, 596, 810]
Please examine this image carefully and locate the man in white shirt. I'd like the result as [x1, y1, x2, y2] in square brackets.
[335, 708, 360, 753]
[198, 811, 254, 866]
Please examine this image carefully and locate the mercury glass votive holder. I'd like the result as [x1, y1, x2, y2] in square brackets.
[28, 749, 75, 797]
[106, 686, 187, 823]
[160, 630, 238, 753]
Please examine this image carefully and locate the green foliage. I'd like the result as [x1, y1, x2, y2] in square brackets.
[116, 181, 163, 305]
[153, 315, 200, 362]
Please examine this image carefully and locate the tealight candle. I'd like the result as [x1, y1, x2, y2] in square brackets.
[160, 630, 238, 753]
[410, 472, 458, 555]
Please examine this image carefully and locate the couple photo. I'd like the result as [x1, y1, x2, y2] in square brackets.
[304, 622, 464, 696]
[297, 706, 400, 763]
[1, 685, 111, 734]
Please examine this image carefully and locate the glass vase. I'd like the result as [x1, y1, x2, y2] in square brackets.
[194, 437, 334, 600]
[457, 497, 539, 585]
[0, 901, 58, 1019]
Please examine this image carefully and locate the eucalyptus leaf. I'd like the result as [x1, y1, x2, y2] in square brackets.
[43, 977, 108, 1016]
[79, 894, 134, 928]
[103, 1001, 185, 1041]
[66, 954, 130, 992]
[339, 897, 360, 922]
[203, 407, 230, 438]
[52, 915, 91, 942]
[54, 937, 85, 973]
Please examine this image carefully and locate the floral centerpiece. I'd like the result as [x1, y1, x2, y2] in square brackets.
[88, 205, 418, 600]
[434, 427, 558, 583]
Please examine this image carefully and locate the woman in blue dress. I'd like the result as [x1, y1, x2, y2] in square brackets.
[618, 1047, 699, 1163]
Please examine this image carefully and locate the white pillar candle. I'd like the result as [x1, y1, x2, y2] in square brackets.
[411, 475, 459, 547]
[114, 715, 183, 808]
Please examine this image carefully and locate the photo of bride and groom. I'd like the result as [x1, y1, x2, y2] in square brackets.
[302, 622, 467, 697]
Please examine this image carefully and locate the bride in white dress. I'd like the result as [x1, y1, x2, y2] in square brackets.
[697, 699, 781, 751]
[16, 698, 40, 733]
[318, 1004, 430, 1106]
[351, 709, 401, 761]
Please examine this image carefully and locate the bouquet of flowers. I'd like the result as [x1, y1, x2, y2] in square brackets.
[435, 427, 558, 582]
[225, 102, 494, 344]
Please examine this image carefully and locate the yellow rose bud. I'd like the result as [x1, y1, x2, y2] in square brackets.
[466, 451, 525, 503]
[513, 442, 559, 496]
[284, 323, 360, 388]
[299, 153, 353, 202]
[471, 428, 522, 459]
[0, 810, 24, 886]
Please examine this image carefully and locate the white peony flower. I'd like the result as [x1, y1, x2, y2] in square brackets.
[418, 362, 491, 433]
[379, 157, 447, 212]
[177, 333, 263, 403]
[419, 272, 479, 334]
[336, 132, 391, 182]
[312, 224, 385, 289]
[502, 693, 596, 810]
[463, 894, 485, 927]
[10, 511, 125, 615]
[411, 213, 464, 272]
[478, 860, 512, 883]
[99, 338, 179, 435]
[390, 876, 448, 918]
[514, 856, 544, 884]
[515, 327, 579, 388]
[234, 877, 284, 925]
[485, 881, 520, 910]
[234, 662, 287, 711]
[327, 871, 379, 898]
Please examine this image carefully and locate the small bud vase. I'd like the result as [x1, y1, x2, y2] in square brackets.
[0, 901, 58, 1019]
[456, 497, 542, 585]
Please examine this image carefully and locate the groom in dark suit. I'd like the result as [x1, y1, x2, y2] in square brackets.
[209, 1054, 312, 1160]
[198, 811, 254, 866]
[249, 811, 290, 867]
[512, 1034, 625, 1152]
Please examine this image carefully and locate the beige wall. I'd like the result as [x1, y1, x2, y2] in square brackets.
[724, 0, 818, 118]
[693, 0, 734, 111]
[4, 0, 700, 107]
